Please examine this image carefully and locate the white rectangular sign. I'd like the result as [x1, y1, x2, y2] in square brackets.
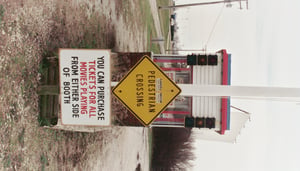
[59, 49, 111, 126]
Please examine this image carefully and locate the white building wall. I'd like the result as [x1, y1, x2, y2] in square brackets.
[192, 53, 223, 130]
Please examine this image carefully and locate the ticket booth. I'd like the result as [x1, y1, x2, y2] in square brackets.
[151, 50, 231, 135]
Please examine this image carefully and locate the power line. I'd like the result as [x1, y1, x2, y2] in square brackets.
[204, 3, 225, 51]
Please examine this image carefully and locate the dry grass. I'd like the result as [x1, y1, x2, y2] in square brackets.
[0, 0, 148, 170]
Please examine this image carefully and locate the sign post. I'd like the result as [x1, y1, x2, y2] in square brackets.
[112, 56, 181, 126]
[59, 49, 111, 126]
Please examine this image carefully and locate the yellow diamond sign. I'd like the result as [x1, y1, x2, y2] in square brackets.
[112, 55, 181, 126]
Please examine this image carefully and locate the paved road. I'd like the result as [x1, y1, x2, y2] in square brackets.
[148, 0, 166, 54]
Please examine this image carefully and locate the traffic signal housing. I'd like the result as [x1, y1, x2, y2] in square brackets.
[187, 54, 218, 66]
[185, 117, 216, 129]
[184, 117, 195, 128]
[206, 117, 216, 129]
[208, 55, 218, 65]
[187, 54, 197, 65]
[198, 55, 207, 65]
[195, 117, 205, 128]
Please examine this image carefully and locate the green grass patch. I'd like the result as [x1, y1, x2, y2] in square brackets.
[121, 0, 132, 21]
[18, 128, 25, 147]
[0, 4, 4, 25]
[150, 44, 160, 53]
[40, 154, 49, 171]
[139, 0, 172, 53]
[157, 0, 171, 49]
[138, 0, 160, 53]
[3, 155, 11, 168]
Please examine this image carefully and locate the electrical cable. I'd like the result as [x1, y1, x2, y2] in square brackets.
[204, 3, 225, 52]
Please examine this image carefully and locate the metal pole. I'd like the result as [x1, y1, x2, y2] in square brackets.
[230, 105, 250, 114]
[159, 0, 247, 10]
[112, 82, 300, 100]
[178, 84, 300, 99]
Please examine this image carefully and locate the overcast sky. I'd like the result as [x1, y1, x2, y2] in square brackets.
[174, 0, 300, 170]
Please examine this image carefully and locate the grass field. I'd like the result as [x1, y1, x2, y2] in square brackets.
[139, 0, 161, 53]
[157, 0, 171, 50]
[0, 0, 160, 170]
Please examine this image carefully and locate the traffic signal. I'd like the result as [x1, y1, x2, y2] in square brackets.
[198, 55, 207, 65]
[184, 117, 195, 128]
[205, 117, 216, 129]
[195, 117, 205, 128]
[185, 117, 216, 129]
[187, 54, 197, 65]
[187, 54, 218, 66]
[208, 55, 218, 65]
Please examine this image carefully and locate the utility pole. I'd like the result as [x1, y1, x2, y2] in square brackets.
[159, 0, 248, 10]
